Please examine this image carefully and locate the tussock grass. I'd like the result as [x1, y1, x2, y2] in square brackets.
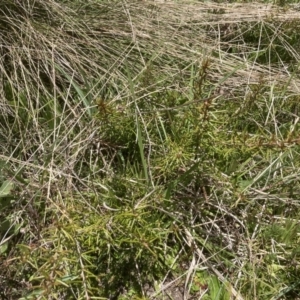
[1, 0, 300, 299]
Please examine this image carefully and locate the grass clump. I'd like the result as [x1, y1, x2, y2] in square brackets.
[1, 0, 300, 299]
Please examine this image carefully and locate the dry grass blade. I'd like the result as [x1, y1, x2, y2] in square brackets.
[1, 0, 300, 299]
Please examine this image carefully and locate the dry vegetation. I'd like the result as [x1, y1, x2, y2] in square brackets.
[1, 0, 300, 299]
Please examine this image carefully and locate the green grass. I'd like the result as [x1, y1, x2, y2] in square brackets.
[1, 0, 300, 299]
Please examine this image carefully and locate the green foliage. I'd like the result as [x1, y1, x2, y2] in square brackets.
[12, 179, 182, 299]
[1, 0, 300, 299]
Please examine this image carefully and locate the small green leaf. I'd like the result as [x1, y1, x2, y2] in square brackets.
[0, 242, 8, 254]
[60, 274, 79, 282]
[238, 179, 253, 190]
[0, 180, 14, 198]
